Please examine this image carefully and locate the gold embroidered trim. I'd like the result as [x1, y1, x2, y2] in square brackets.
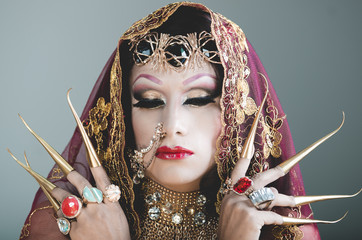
[272, 225, 304, 240]
[48, 166, 64, 180]
[19, 205, 54, 239]
[261, 103, 285, 159]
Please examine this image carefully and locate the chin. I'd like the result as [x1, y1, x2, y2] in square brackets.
[146, 168, 203, 192]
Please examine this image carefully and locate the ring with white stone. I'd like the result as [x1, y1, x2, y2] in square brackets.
[248, 187, 275, 210]
[57, 217, 71, 235]
[104, 184, 121, 203]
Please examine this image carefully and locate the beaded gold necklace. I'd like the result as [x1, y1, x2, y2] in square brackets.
[140, 178, 218, 239]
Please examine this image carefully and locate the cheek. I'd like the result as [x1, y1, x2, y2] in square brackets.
[131, 108, 160, 147]
[192, 106, 222, 160]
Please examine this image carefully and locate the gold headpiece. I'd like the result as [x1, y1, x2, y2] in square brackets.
[129, 31, 221, 71]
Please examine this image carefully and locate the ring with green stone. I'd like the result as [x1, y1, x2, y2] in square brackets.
[82, 186, 103, 204]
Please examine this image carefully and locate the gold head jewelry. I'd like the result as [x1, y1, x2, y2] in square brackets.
[240, 73, 269, 159]
[294, 189, 362, 206]
[278, 112, 345, 174]
[18, 114, 74, 176]
[130, 31, 221, 71]
[23, 152, 60, 211]
[7, 148, 56, 193]
[67, 89, 101, 168]
[282, 212, 348, 225]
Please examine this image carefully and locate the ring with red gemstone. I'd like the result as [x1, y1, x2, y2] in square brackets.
[232, 176, 254, 196]
[61, 195, 83, 219]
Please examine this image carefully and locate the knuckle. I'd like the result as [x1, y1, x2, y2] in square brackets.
[270, 187, 278, 194]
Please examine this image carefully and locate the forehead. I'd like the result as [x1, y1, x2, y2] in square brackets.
[130, 60, 217, 85]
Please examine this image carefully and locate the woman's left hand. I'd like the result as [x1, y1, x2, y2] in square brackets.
[218, 153, 296, 240]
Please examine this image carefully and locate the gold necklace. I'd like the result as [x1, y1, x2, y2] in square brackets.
[140, 178, 218, 239]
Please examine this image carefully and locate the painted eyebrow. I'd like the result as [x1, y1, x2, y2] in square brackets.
[182, 73, 217, 85]
[133, 74, 163, 85]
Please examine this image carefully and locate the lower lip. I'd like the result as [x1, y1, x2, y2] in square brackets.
[156, 152, 193, 160]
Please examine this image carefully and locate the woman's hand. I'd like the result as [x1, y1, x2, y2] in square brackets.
[218, 154, 297, 240]
[52, 166, 131, 239]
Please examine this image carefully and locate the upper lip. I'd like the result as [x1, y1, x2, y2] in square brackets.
[156, 146, 194, 154]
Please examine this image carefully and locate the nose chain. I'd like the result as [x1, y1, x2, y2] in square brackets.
[130, 123, 166, 184]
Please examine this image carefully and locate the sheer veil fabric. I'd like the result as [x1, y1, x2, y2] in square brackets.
[21, 2, 320, 239]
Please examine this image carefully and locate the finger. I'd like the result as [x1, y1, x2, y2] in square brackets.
[259, 188, 295, 210]
[51, 187, 74, 202]
[230, 156, 253, 184]
[251, 167, 285, 189]
[66, 170, 93, 195]
[231, 89, 268, 181]
[258, 210, 284, 225]
[90, 166, 112, 191]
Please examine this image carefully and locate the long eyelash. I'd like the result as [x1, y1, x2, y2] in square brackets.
[183, 96, 216, 106]
[133, 99, 165, 109]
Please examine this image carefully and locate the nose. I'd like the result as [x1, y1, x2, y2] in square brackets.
[162, 104, 187, 138]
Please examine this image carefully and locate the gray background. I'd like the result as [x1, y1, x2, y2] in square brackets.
[1, 0, 361, 239]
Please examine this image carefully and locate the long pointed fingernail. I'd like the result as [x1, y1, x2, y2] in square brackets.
[282, 211, 348, 225]
[240, 73, 269, 159]
[67, 89, 101, 168]
[294, 189, 362, 206]
[8, 148, 56, 192]
[24, 152, 60, 211]
[18, 114, 74, 176]
[278, 112, 345, 174]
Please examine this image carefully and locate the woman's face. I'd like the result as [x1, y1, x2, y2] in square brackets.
[130, 61, 221, 192]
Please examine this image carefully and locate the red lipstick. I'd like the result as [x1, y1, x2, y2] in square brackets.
[156, 146, 194, 160]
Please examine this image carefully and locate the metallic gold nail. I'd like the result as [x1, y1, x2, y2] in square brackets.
[67, 89, 101, 168]
[282, 211, 348, 225]
[8, 148, 56, 192]
[294, 189, 362, 206]
[278, 112, 345, 174]
[240, 73, 269, 159]
[18, 114, 74, 176]
[24, 152, 60, 211]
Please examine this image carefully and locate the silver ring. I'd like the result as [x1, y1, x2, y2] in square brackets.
[248, 187, 275, 209]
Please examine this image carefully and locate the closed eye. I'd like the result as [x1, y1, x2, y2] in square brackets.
[133, 98, 165, 109]
[183, 96, 215, 106]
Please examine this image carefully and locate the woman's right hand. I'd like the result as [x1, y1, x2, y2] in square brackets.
[51, 166, 131, 240]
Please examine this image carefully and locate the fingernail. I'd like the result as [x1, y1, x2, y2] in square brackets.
[18, 114, 74, 176]
[278, 112, 345, 174]
[67, 89, 101, 168]
[282, 211, 348, 225]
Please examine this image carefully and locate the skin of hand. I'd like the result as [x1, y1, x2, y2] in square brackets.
[51, 167, 131, 240]
[218, 154, 293, 240]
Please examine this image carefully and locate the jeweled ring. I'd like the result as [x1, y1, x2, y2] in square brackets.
[61, 195, 83, 219]
[104, 184, 121, 203]
[82, 186, 103, 204]
[232, 176, 254, 196]
[248, 187, 275, 209]
[57, 217, 71, 235]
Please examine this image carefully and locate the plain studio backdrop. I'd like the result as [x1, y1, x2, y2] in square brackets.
[0, 0, 361, 239]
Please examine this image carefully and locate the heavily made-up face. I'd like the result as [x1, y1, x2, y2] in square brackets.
[130, 61, 222, 192]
